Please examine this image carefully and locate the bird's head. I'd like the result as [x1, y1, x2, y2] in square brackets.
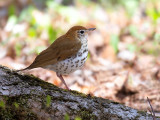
[66, 26, 96, 41]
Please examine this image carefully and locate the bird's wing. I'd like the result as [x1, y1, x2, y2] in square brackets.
[24, 37, 81, 69]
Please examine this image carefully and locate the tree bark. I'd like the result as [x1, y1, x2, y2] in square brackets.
[0, 65, 153, 120]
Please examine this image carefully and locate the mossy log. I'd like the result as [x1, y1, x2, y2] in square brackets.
[0, 65, 153, 120]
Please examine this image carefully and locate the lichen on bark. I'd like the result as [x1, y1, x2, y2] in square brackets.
[0, 65, 154, 120]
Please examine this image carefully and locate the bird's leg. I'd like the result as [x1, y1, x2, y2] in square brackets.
[56, 73, 70, 90]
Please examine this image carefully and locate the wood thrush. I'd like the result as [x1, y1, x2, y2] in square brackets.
[17, 26, 96, 90]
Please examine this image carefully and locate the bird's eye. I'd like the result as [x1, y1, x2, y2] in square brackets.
[80, 30, 84, 34]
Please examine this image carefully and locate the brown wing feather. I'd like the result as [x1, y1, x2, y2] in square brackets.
[23, 35, 81, 70]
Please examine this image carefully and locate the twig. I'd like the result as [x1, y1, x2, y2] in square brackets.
[147, 97, 156, 120]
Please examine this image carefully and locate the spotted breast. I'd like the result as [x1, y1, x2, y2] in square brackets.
[44, 37, 88, 75]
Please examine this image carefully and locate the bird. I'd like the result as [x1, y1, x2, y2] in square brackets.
[17, 26, 96, 90]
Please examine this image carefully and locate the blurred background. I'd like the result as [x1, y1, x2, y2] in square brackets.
[1, 0, 160, 114]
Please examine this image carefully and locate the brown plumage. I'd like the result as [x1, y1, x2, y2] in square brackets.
[17, 26, 96, 90]
[21, 26, 87, 70]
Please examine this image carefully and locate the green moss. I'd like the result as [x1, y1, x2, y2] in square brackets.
[0, 95, 38, 120]
[70, 90, 87, 98]
[65, 110, 96, 120]
[46, 95, 51, 107]
[64, 113, 70, 120]
[77, 110, 96, 120]
[14, 102, 19, 108]
[137, 110, 147, 116]
[0, 108, 14, 120]
[75, 116, 82, 120]
[0, 100, 5, 108]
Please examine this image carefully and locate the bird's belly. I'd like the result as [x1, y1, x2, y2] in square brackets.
[44, 50, 88, 75]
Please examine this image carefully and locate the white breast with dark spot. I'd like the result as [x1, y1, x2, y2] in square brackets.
[45, 38, 88, 75]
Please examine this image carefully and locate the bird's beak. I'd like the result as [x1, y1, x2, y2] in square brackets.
[87, 28, 96, 31]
